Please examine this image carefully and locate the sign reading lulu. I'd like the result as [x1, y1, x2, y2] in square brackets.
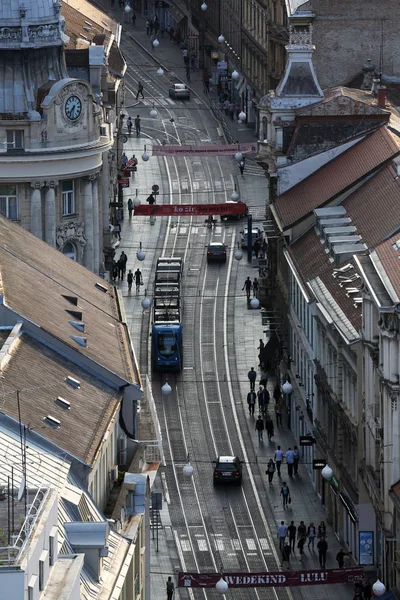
[134, 203, 247, 217]
[151, 142, 257, 157]
[178, 567, 364, 588]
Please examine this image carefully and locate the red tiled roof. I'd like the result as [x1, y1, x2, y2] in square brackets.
[375, 234, 400, 301]
[274, 126, 400, 228]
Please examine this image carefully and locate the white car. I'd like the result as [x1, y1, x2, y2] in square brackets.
[240, 227, 263, 248]
[169, 83, 190, 100]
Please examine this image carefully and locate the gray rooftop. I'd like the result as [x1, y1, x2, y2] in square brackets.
[0, 0, 59, 23]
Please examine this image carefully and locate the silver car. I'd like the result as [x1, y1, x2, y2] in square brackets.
[169, 83, 190, 100]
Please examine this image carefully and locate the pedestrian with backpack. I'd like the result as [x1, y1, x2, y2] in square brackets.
[266, 458, 275, 484]
[255, 415, 264, 441]
[280, 481, 290, 509]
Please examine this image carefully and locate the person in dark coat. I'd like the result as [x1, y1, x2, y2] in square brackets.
[317, 537, 328, 569]
[255, 415, 264, 441]
[266, 458, 275, 484]
[119, 251, 128, 275]
[117, 258, 124, 280]
[257, 338, 265, 367]
[273, 383, 281, 402]
[363, 580, 372, 600]
[248, 367, 257, 391]
[265, 415, 274, 440]
[247, 390, 256, 416]
[253, 239, 261, 259]
[282, 542, 291, 567]
[336, 548, 347, 568]
[146, 193, 156, 205]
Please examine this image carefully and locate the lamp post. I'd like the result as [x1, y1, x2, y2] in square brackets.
[321, 463, 333, 506]
[282, 380, 293, 429]
[372, 579, 386, 597]
[216, 577, 228, 594]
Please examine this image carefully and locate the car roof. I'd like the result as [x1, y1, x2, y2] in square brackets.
[173, 83, 187, 89]
[217, 456, 237, 462]
[208, 242, 225, 248]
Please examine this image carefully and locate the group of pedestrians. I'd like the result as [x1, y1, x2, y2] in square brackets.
[267, 445, 300, 481]
[277, 520, 329, 567]
[112, 251, 128, 281]
[126, 115, 141, 137]
[242, 276, 260, 300]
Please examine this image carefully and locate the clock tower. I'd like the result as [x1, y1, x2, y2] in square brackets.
[0, 0, 113, 274]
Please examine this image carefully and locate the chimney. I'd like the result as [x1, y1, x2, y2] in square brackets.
[377, 85, 387, 108]
[371, 78, 380, 96]
[361, 58, 376, 90]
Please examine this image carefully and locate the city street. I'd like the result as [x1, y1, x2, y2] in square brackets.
[96, 5, 356, 599]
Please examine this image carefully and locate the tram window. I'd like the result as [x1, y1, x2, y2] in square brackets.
[158, 334, 177, 357]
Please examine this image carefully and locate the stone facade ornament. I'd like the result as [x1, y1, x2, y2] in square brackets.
[30, 181, 45, 190]
[56, 221, 87, 251]
[288, 24, 313, 47]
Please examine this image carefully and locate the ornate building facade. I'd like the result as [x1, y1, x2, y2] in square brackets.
[0, 0, 121, 273]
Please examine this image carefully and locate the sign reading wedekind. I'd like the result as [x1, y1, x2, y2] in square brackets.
[178, 567, 364, 588]
[152, 142, 257, 157]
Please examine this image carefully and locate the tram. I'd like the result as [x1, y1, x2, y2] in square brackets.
[151, 258, 183, 371]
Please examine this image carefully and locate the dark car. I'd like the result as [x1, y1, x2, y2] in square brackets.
[213, 456, 243, 485]
[207, 242, 227, 263]
[220, 200, 248, 222]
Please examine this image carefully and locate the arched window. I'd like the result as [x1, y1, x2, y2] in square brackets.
[262, 116, 268, 141]
[62, 241, 76, 260]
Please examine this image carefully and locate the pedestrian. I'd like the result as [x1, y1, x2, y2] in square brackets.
[229, 102, 234, 120]
[149, 20, 154, 34]
[117, 257, 124, 280]
[112, 260, 118, 281]
[266, 458, 275, 484]
[297, 535, 305, 557]
[336, 547, 347, 568]
[183, 47, 189, 63]
[293, 445, 300, 475]
[146, 192, 156, 205]
[285, 447, 295, 477]
[223, 98, 230, 114]
[253, 239, 261, 259]
[253, 277, 259, 298]
[247, 367, 257, 391]
[134, 268, 143, 293]
[257, 338, 264, 367]
[297, 521, 307, 544]
[255, 414, 264, 441]
[288, 521, 296, 551]
[134, 115, 141, 138]
[127, 269, 133, 291]
[275, 405, 283, 427]
[119, 251, 128, 275]
[136, 83, 144, 99]
[122, 152, 128, 167]
[127, 198, 134, 218]
[274, 446, 283, 476]
[317, 520, 326, 539]
[132, 11, 136, 26]
[280, 481, 290, 509]
[166, 576, 175, 600]
[307, 522, 316, 549]
[247, 390, 256, 416]
[273, 383, 281, 403]
[265, 415, 274, 440]
[145, 19, 150, 34]
[277, 521, 287, 551]
[114, 221, 121, 240]
[126, 116, 132, 135]
[239, 159, 245, 176]
[282, 541, 291, 568]
[317, 536, 328, 569]
[363, 580, 372, 600]
[242, 276, 252, 300]
[353, 582, 364, 600]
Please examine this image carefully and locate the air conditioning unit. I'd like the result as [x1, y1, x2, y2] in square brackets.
[110, 465, 118, 481]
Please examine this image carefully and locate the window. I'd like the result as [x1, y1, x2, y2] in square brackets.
[6, 130, 24, 150]
[62, 180, 75, 216]
[39, 559, 44, 591]
[0, 184, 18, 220]
[62, 242, 76, 261]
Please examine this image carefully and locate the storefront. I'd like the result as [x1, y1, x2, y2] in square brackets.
[340, 489, 358, 559]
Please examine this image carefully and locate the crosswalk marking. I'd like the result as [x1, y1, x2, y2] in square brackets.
[232, 539, 241, 550]
[259, 538, 270, 550]
[215, 540, 224, 550]
[246, 539, 257, 550]
[180, 540, 191, 551]
[198, 539, 208, 551]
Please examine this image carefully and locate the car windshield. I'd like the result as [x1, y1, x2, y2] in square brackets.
[217, 463, 236, 470]
[158, 334, 178, 357]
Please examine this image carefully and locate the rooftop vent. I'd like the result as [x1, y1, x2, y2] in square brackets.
[56, 397, 71, 410]
[65, 376, 80, 389]
[62, 295, 78, 306]
[316, 218, 352, 236]
[71, 336, 87, 348]
[314, 207, 347, 219]
[68, 321, 85, 333]
[44, 415, 61, 429]
[66, 310, 83, 321]
[331, 243, 368, 267]
[95, 282, 108, 293]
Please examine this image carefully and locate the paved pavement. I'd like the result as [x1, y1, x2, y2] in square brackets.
[98, 5, 356, 599]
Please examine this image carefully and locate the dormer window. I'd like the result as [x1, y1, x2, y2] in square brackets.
[6, 130, 24, 151]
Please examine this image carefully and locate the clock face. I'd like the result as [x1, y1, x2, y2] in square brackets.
[65, 95, 82, 121]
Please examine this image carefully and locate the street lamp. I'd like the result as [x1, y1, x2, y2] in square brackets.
[152, 38, 160, 48]
[142, 145, 150, 162]
[234, 244, 243, 261]
[218, 34, 225, 44]
[234, 151, 243, 161]
[161, 380, 172, 396]
[216, 577, 228, 594]
[231, 69, 239, 80]
[157, 67, 164, 76]
[282, 380, 293, 395]
[238, 110, 246, 121]
[133, 190, 141, 207]
[321, 465, 333, 482]
[250, 297, 260, 309]
[141, 289, 151, 309]
[231, 185, 239, 201]
[372, 579, 386, 597]
[124, 3, 132, 11]
[201, 1, 207, 10]
[150, 104, 158, 118]
[182, 453, 194, 478]
[137, 242, 145, 261]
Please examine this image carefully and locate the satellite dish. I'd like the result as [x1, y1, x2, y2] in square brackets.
[17, 476, 25, 501]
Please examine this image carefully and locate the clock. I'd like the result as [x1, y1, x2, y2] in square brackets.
[65, 95, 82, 121]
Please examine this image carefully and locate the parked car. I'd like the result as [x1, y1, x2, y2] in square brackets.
[169, 83, 190, 100]
[240, 227, 263, 248]
[220, 200, 248, 222]
[213, 456, 243, 485]
[207, 242, 227, 263]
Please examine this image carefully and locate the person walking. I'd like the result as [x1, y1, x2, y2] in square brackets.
[297, 535, 306, 558]
[166, 576, 174, 600]
[273, 383, 281, 403]
[253, 277, 259, 298]
[297, 521, 307, 544]
[317, 537, 328, 569]
[275, 405, 283, 427]
[288, 521, 296, 552]
[247, 390, 256, 416]
[280, 482, 290, 509]
[336, 547, 347, 568]
[265, 415, 274, 440]
[266, 458, 275, 484]
[247, 367, 257, 391]
[239, 159, 245, 176]
[134, 115, 141, 138]
[255, 415, 264, 441]
[131, 11, 136, 26]
[317, 521, 326, 540]
[282, 541, 291, 568]
[293, 446, 300, 475]
[149, 20, 154, 34]
[274, 446, 283, 476]
[136, 83, 144, 99]
[127, 198, 134, 218]
[307, 522, 316, 550]
[242, 276, 252, 300]
[127, 269, 133, 292]
[146, 192, 156, 205]
[145, 19, 150, 34]
[119, 251, 128, 276]
[277, 521, 287, 551]
[257, 386, 267, 413]
[134, 268, 143, 293]
[117, 257, 124, 280]
[127, 116, 132, 135]
[363, 580, 372, 600]
[253, 239, 261, 259]
[257, 338, 264, 367]
[285, 447, 295, 478]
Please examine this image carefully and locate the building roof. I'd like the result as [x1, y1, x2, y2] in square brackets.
[0, 334, 122, 465]
[0, 216, 139, 385]
[373, 233, 400, 303]
[61, 0, 115, 51]
[274, 126, 400, 228]
[0, 0, 60, 23]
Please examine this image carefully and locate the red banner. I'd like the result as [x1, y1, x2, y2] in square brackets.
[151, 142, 257, 157]
[134, 203, 247, 216]
[178, 567, 364, 588]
